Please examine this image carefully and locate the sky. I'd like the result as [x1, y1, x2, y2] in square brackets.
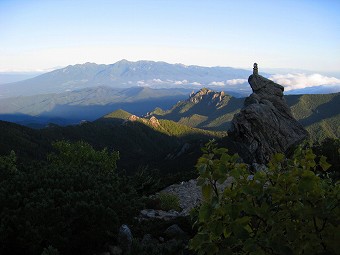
[0, 0, 340, 73]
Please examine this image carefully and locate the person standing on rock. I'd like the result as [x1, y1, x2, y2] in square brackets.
[253, 63, 258, 75]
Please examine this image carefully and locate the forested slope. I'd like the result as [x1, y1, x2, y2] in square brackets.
[150, 89, 340, 141]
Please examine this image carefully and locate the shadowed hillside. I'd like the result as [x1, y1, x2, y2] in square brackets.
[0, 110, 224, 181]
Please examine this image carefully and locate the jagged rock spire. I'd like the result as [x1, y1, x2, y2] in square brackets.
[228, 72, 308, 164]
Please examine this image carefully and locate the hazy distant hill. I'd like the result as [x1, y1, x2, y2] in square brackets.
[149, 89, 340, 141]
[286, 85, 340, 95]
[0, 86, 191, 126]
[0, 72, 42, 84]
[0, 60, 252, 98]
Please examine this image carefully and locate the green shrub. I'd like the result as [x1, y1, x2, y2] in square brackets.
[0, 141, 142, 255]
[190, 141, 339, 255]
[313, 138, 340, 181]
[132, 166, 161, 195]
[158, 192, 181, 211]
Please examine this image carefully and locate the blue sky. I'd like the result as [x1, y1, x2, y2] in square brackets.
[0, 0, 339, 72]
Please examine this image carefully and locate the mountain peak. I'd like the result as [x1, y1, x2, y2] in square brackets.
[189, 88, 227, 104]
[127, 114, 161, 128]
[102, 109, 132, 120]
[248, 74, 284, 93]
[83, 62, 97, 66]
[115, 59, 130, 64]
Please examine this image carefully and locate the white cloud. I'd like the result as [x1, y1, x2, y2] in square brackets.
[174, 80, 188, 85]
[191, 82, 202, 86]
[226, 79, 247, 85]
[209, 81, 225, 86]
[137, 80, 149, 86]
[269, 73, 340, 91]
[152, 78, 164, 83]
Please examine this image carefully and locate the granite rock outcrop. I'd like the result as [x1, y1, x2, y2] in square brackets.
[228, 67, 308, 164]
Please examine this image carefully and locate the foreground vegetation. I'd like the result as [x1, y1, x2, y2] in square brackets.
[0, 121, 339, 254]
[0, 141, 141, 254]
[190, 141, 339, 255]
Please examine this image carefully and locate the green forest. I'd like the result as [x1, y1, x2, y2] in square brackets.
[0, 114, 339, 254]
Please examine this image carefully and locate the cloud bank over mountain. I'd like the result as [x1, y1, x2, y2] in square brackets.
[269, 73, 340, 91]
[226, 79, 248, 85]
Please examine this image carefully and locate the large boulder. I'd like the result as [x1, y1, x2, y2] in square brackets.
[228, 72, 308, 164]
[118, 224, 133, 254]
[164, 224, 187, 240]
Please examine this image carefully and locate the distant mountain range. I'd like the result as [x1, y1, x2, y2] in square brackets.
[285, 85, 340, 95]
[0, 60, 254, 98]
[0, 72, 43, 84]
[1, 60, 339, 100]
[1, 59, 339, 130]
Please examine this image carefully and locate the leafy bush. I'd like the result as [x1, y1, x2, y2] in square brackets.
[0, 150, 17, 178]
[190, 141, 339, 255]
[0, 141, 142, 255]
[132, 166, 161, 195]
[313, 138, 340, 181]
[158, 192, 181, 211]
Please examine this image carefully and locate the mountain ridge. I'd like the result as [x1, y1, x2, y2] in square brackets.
[0, 60, 253, 98]
[149, 88, 340, 141]
[0, 109, 224, 179]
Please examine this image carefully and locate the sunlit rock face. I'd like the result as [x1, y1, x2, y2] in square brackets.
[229, 68, 308, 164]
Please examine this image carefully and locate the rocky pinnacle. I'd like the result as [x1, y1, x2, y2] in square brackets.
[228, 65, 308, 164]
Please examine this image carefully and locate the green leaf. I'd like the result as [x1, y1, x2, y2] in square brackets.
[223, 228, 231, 238]
[199, 203, 213, 222]
[319, 155, 331, 171]
[202, 184, 213, 200]
[209, 220, 224, 238]
[230, 168, 241, 179]
[198, 164, 207, 175]
[244, 238, 256, 252]
[197, 177, 206, 186]
[189, 233, 209, 250]
[274, 153, 285, 162]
